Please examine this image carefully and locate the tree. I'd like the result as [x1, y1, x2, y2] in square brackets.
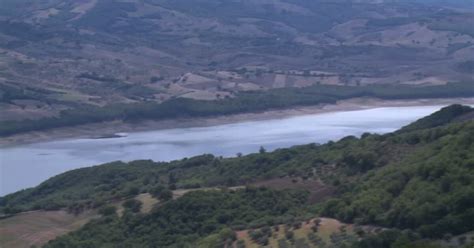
[98, 206, 117, 216]
[285, 230, 294, 240]
[127, 186, 140, 196]
[159, 189, 173, 202]
[236, 240, 245, 248]
[168, 172, 177, 185]
[151, 185, 166, 198]
[151, 185, 173, 202]
[122, 199, 142, 213]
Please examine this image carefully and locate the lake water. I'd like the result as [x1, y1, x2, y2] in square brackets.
[0, 105, 447, 195]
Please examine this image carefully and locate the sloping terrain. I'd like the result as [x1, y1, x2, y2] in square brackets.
[0, 0, 473, 121]
[0, 210, 98, 248]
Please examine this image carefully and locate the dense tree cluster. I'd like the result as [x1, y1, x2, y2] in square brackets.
[321, 119, 474, 237]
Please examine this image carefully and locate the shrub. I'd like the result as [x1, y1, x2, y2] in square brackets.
[98, 205, 117, 216]
[122, 199, 142, 213]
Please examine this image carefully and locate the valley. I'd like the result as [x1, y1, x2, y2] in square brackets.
[0, 0, 474, 247]
[1, 104, 474, 247]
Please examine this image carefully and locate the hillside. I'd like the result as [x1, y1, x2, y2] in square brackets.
[0, 0, 473, 122]
[400, 103, 474, 132]
[1, 105, 473, 247]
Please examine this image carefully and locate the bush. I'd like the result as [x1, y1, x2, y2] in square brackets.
[236, 240, 245, 248]
[98, 206, 117, 216]
[122, 199, 142, 213]
[150, 185, 173, 202]
[159, 189, 173, 202]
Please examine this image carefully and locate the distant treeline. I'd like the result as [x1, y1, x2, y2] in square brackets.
[1, 82, 473, 136]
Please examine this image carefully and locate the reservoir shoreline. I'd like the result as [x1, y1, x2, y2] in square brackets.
[1, 97, 474, 148]
[1, 102, 471, 195]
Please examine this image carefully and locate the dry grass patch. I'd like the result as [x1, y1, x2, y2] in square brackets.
[0, 210, 98, 248]
[135, 193, 159, 213]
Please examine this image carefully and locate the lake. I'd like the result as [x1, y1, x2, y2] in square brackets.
[0, 105, 447, 195]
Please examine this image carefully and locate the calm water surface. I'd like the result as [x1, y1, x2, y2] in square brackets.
[0, 105, 446, 195]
